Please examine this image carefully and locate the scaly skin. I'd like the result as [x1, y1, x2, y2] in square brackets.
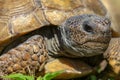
[0, 35, 48, 76]
[0, 14, 111, 77]
[104, 38, 120, 74]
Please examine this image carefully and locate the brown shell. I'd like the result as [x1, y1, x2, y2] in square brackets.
[0, 0, 107, 52]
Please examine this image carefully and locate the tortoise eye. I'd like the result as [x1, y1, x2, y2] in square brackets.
[83, 23, 93, 34]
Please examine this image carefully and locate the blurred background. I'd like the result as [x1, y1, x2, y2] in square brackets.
[102, 0, 120, 37]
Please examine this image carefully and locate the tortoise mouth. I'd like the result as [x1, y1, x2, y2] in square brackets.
[85, 28, 111, 46]
[88, 38, 110, 44]
[81, 39, 110, 45]
[67, 42, 109, 57]
[80, 41, 109, 56]
[82, 41, 109, 48]
[81, 36, 111, 49]
[78, 34, 111, 46]
[68, 36, 111, 57]
[61, 39, 110, 58]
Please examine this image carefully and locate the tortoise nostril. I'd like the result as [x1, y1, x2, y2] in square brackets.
[83, 24, 93, 33]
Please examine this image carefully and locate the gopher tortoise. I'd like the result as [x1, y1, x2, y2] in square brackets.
[0, 0, 111, 79]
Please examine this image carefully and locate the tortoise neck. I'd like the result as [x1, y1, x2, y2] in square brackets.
[45, 26, 82, 58]
[45, 27, 64, 57]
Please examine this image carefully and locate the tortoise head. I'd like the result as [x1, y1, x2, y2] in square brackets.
[59, 14, 111, 57]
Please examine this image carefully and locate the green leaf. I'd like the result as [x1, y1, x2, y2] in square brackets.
[37, 76, 43, 80]
[43, 70, 64, 80]
[2, 70, 64, 80]
[108, 77, 115, 80]
[2, 73, 34, 80]
[90, 75, 97, 80]
[24, 75, 34, 80]
[3, 73, 27, 80]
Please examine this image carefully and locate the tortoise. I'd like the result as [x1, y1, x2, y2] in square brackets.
[0, 0, 111, 79]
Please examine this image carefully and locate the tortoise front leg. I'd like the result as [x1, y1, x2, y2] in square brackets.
[0, 35, 48, 76]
